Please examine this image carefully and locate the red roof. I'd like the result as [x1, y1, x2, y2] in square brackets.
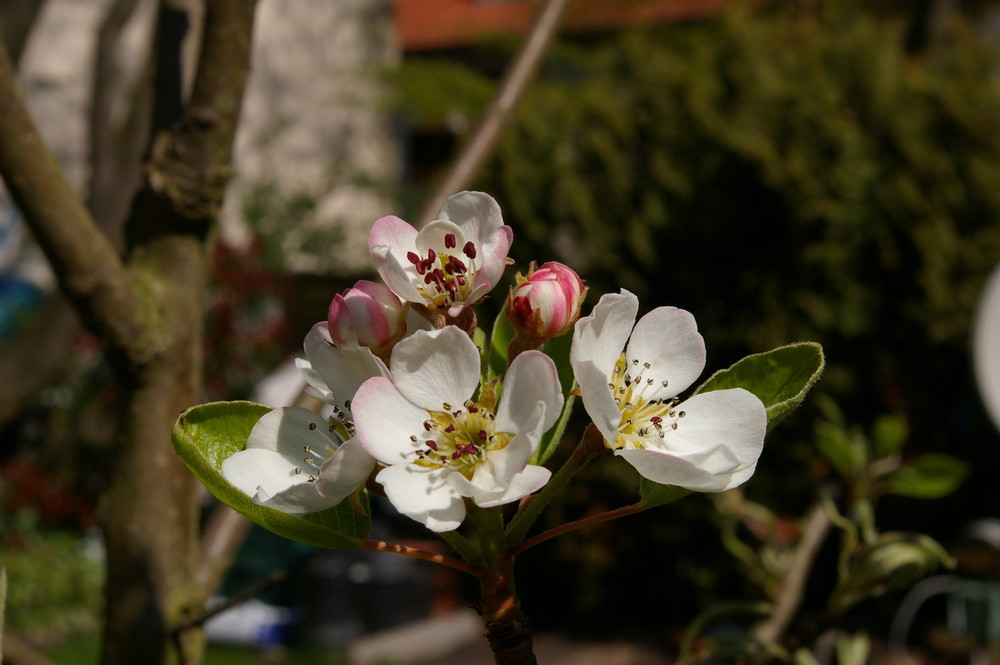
[396, 0, 730, 51]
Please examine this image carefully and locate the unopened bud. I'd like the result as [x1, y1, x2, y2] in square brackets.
[327, 280, 407, 357]
[507, 261, 586, 342]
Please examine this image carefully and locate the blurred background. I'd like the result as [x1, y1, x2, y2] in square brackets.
[1, 0, 999, 663]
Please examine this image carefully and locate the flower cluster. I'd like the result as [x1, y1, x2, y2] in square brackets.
[222, 191, 768, 533]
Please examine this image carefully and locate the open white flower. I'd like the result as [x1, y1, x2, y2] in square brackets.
[368, 191, 513, 317]
[570, 290, 767, 492]
[352, 326, 563, 532]
[222, 407, 375, 514]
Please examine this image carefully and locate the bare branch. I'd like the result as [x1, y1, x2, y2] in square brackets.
[0, 41, 141, 358]
[752, 501, 832, 645]
[417, 0, 570, 226]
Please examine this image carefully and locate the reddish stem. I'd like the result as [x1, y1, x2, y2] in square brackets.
[361, 539, 483, 576]
[512, 502, 647, 556]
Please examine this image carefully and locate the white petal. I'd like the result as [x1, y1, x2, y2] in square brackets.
[495, 350, 563, 434]
[222, 449, 334, 514]
[302, 323, 389, 413]
[246, 407, 340, 454]
[614, 448, 732, 492]
[625, 307, 706, 399]
[615, 388, 766, 492]
[452, 464, 551, 509]
[376, 464, 466, 532]
[489, 402, 548, 481]
[390, 327, 480, 412]
[415, 219, 465, 257]
[352, 377, 428, 465]
[571, 358, 622, 444]
[316, 437, 376, 503]
[437, 191, 504, 243]
[653, 389, 766, 467]
[369, 215, 423, 303]
[571, 290, 639, 382]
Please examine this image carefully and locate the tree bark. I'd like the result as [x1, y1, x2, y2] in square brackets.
[0, 1, 257, 663]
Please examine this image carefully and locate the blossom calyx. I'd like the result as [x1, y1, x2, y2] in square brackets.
[507, 261, 587, 342]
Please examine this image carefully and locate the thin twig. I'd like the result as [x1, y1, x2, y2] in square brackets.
[417, 0, 571, 226]
[512, 502, 646, 556]
[361, 539, 484, 576]
[752, 501, 832, 646]
[175, 571, 288, 633]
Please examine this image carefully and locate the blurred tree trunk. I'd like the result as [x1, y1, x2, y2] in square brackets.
[0, 4, 257, 665]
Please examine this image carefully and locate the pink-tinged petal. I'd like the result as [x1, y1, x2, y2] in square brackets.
[316, 437, 376, 503]
[376, 464, 466, 532]
[495, 350, 563, 434]
[302, 323, 388, 413]
[352, 377, 428, 464]
[368, 214, 418, 259]
[626, 307, 706, 399]
[453, 224, 513, 317]
[222, 449, 335, 514]
[463, 465, 551, 509]
[437, 191, 504, 243]
[246, 407, 338, 454]
[571, 290, 639, 384]
[369, 215, 422, 303]
[389, 327, 480, 412]
[650, 389, 766, 468]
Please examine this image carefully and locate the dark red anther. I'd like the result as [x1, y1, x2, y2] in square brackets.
[426, 440, 438, 450]
[463, 241, 477, 259]
[650, 416, 662, 424]
[444, 424, 455, 433]
[427, 248, 436, 262]
[407, 251, 421, 265]
[452, 451, 461, 460]
[478, 430, 488, 441]
[449, 256, 467, 274]
[468, 405, 478, 413]
[445, 233, 457, 249]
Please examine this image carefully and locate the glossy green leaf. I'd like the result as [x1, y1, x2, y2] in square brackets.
[172, 401, 369, 549]
[639, 479, 692, 508]
[885, 453, 969, 499]
[697, 342, 825, 432]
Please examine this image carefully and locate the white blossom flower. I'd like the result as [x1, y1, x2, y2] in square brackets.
[351, 326, 563, 532]
[368, 191, 513, 317]
[570, 290, 767, 492]
[222, 407, 375, 514]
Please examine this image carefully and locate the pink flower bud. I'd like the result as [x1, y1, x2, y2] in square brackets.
[327, 280, 407, 356]
[507, 262, 586, 341]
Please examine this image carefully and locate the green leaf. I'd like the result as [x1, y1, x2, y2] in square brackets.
[697, 342, 825, 432]
[885, 453, 969, 499]
[871, 414, 908, 459]
[172, 401, 369, 549]
[815, 421, 867, 480]
[486, 307, 516, 381]
[639, 479, 692, 508]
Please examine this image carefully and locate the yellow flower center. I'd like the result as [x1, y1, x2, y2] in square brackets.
[410, 399, 510, 479]
[607, 352, 685, 451]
